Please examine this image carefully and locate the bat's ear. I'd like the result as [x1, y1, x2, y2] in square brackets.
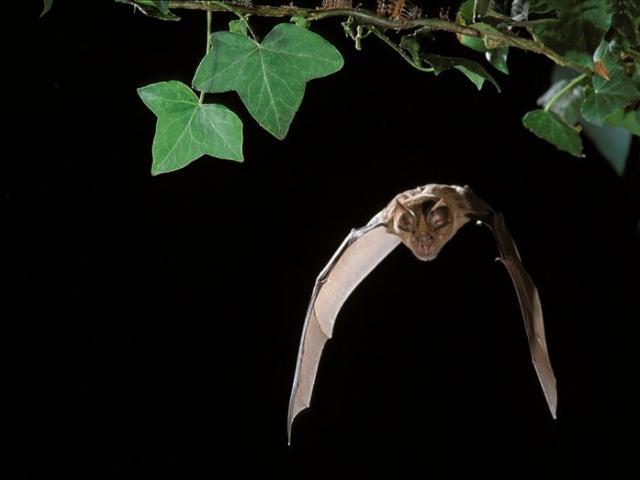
[395, 199, 417, 232]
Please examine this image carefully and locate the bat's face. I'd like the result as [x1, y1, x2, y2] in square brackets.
[391, 195, 457, 261]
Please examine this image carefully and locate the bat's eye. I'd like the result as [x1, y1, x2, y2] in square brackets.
[428, 207, 450, 229]
[397, 211, 416, 232]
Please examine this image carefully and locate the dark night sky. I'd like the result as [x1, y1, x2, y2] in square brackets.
[5, 0, 640, 477]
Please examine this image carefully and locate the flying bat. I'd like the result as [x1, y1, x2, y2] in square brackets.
[287, 184, 557, 443]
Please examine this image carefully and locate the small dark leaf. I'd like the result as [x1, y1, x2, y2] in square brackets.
[486, 47, 510, 74]
[399, 35, 421, 63]
[228, 19, 248, 36]
[522, 109, 583, 157]
[115, 0, 179, 21]
[290, 16, 310, 28]
[422, 54, 500, 91]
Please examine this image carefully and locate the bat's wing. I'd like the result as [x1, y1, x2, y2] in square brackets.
[460, 186, 557, 417]
[484, 211, 558, 418]
[287, 221, 401, 443]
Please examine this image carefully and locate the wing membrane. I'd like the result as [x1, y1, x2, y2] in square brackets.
[488, 212, 558, 418]
[287, 223, 400, 443]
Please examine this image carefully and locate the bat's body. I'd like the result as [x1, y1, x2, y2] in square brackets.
[288, 184, 557, 443]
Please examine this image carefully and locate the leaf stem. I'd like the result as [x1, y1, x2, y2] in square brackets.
[370, 29, 434, 73]
[199, 9, 212, 104]
[211, 1, 258, 42]
[543, 73, 587, 112]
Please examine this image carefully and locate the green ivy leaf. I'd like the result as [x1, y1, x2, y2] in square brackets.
[399, 35, 421, 63]
[228, 19, 248, 36]
[531, 0, 613, 68]
[193, 24, 343, 139]
[582, 80, 639, 125]
[606, 108, 640, 135]
[522, 109, 583, 157]
[41, 0, 54, 17]
[581, 41, 640, 125]
[115, 0, 179, 21]
[486, 47, 510, 74]
[422, 54, 500, 92]
[458, 0, 475, 23]
[138, 81, 243, 175]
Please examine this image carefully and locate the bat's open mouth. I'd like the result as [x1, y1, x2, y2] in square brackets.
[414, 234, 436, 260]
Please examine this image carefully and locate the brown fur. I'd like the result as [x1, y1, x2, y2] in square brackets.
[380, 185, 473, 260]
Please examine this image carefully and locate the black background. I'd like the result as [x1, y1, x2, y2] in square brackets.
[6, 0, 640, 477]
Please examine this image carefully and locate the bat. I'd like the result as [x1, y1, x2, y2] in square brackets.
[287, 184, 557, 443]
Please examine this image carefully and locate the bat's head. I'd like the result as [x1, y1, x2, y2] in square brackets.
[390, 193, 463, 261]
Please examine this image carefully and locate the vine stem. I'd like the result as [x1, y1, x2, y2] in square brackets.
[199, 9, 212, 104]
[543, 73, 587, 113]
[166, 2, 593, 76]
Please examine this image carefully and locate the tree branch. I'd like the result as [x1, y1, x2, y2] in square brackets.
[166, 1, 593, 76]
